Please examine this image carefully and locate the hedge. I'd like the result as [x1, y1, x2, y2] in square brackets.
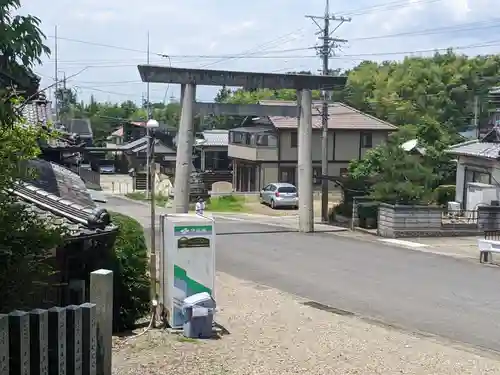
[109, 212, 151, 332]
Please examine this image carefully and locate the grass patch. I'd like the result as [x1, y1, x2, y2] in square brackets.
[125, 192, 170, 207]
[206, 195, 245, 212]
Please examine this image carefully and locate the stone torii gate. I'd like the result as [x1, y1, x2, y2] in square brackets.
[137, 65, 346, 232]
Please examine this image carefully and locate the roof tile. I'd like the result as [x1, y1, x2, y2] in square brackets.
[259, 100, 397, 130]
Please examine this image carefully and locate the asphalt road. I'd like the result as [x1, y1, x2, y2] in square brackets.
[104, 197, 500, 353]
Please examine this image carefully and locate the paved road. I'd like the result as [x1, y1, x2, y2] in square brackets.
[103, 197, 500, 353]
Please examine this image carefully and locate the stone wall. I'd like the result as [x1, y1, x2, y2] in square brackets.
[377, 203, 444, 238]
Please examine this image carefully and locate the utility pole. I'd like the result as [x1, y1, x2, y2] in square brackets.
[145, 32, 151, 200]
[54, 25, 59, 124]
[306, 1, 350, 223]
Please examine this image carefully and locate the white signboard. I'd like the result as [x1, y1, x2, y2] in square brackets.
[160, 214, 215, 328]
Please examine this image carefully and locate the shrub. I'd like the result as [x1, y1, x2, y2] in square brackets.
[109, 212, 150, 332]
[434, 185, 456, 206]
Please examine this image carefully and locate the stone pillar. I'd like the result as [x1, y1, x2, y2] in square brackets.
[0, 314, 8, 375]
[80, 303, 97, 375]
[90, 270, 113, 375]
[29, 309, 49, 375]
[48, 307, 66, 375]
[8, 310, 30, 375]
[297, 89, 314, 232]
[174, 83, 196, 213]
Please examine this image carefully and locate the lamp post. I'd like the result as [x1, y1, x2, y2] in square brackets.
[146, 118, 159, 306]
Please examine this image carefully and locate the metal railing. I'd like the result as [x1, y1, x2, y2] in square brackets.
[441, 209, 479, 225]
[485, 230, 500, 241]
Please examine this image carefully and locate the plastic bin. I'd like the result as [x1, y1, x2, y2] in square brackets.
[182, 292, 216, 339]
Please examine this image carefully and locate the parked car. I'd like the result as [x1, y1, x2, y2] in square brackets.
[99, 165, 116, 174]
[259, 182, 298, 209]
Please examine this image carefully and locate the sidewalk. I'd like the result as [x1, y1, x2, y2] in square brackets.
[113, 272, 500, 375]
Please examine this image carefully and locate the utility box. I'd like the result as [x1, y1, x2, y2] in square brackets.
[160, 214, 216, 328]
[182, 292, 216, 339]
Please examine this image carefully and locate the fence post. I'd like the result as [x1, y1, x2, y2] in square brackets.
[0, 314, 9, 375]
[29, 309, 49, 375]
[66, 306, 83, 375]
[90, 270, 113, 375]
[80, 303, 97, 375]
[48, 307, 66, 375]
[8, 311, 30, 375]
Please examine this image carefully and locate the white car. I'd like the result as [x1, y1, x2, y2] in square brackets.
[259, 182, 298, 209]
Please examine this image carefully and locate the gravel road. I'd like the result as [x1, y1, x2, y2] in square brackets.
[113, 272, 500, 375]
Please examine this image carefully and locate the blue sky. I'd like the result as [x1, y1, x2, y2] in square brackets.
[21, 0, 498, 105]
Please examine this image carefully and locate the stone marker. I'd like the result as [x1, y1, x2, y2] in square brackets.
[89, 270, 113, 375]
[30, 309, 49, 375]
[211, 181, 232, 196]
[66, 306, 82, 375]
[0, 314, 9, 375]
[48, 307, 66, 375]
[80, 304, 97, 375]
[8, 310, 30, 375]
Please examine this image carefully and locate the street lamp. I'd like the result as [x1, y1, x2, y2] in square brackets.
[146, 118, 159, 315]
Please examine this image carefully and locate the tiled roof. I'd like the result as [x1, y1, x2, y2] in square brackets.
[259, 100, 397, 130]
[447, 128, 500, 159]
[13, 159, 116, 238]
[120, 136, 175, 154]
[197, 129, 228, 147]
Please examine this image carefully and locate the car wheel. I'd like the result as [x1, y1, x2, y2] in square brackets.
[270, 200, 276, 209]
[294, 205, 298, 210]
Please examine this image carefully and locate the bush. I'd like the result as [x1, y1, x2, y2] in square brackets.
[434, 185, 456, 206]
[109, 212, 151, 332]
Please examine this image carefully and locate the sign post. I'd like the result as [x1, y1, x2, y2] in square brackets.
[161, 214, 215, 328]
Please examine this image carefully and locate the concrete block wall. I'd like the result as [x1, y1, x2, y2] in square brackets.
[377, 203, 443, 238]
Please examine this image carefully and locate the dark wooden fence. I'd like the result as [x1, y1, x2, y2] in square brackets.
[1, 303, 96, 375]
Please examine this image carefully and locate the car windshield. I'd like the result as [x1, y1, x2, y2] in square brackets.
[278, 186, 296, 193]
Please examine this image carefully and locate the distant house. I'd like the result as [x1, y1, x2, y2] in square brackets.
[61, 118, 93, 146]
[447, 127, 500, 207]
[228, 100, 397, 191]
[119, 136, 177, 175]
[194, 129, 229, 171]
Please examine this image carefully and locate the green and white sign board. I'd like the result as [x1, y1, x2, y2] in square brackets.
[160, 213, 215, 328]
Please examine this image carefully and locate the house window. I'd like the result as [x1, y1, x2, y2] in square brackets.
[231, 132, 243, 144]
[256, 134, 277, 147]
[313, 167, 322, 185]
[290, 131, 298, 148]
[465, 169, 491, 185]
[361, 132, 373, 148]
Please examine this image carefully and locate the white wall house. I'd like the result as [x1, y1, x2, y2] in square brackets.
[447, 128, 500, 208]
[228, 100, 397, 192]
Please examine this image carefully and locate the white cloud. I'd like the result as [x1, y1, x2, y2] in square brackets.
[18, 0, 497, 103]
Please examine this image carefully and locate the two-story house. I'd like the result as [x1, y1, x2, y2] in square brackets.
[228, 100, 397, 191]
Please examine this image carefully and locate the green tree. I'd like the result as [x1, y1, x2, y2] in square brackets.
[0, 1, 64, 311]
